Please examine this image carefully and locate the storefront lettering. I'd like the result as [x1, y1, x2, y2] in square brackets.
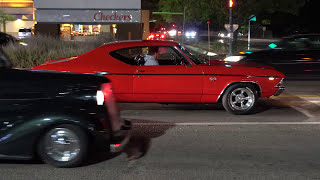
[94, 12, 132, 21]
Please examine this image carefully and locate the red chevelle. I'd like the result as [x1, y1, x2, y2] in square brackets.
[32, 40, 285, 114]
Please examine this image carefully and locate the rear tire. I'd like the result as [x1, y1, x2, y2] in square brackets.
[38, 124, 88, 168]
[222, 83, 258, 115]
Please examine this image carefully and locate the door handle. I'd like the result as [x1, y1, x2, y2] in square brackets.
[136, 70, 146, 73]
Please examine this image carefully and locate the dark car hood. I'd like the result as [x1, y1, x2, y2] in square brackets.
[0, 68, 110, 99]
[17, 68, 109, 85]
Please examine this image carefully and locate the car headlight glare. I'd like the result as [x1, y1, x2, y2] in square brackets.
[224, 56, 245, 62]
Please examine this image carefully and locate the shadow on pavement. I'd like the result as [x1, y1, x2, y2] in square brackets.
[86, 119, 175, 166]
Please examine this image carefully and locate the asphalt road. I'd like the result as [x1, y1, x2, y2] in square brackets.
[1, 80, 320, 180]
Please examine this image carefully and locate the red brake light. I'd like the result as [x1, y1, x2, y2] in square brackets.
[161, 35, 165, 38]
[101, 83, 113, 99]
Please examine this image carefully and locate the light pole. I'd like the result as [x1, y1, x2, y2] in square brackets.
[248, 15, 256, 50]
[228, 0, 234, 56]
[248, 19, 251, 50]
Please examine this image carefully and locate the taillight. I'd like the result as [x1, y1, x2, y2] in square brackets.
[96, 83, 113, 105]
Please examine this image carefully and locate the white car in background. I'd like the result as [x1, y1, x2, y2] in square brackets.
[18, 28, 32, 39]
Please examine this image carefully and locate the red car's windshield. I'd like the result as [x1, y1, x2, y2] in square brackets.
[178, 45, 202, 65]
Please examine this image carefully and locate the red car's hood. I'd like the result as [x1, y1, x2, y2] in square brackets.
[200, 59, 275, 70]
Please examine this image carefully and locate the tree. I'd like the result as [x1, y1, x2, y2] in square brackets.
[158, 0, 308, 27]
[0, 10, 16, 33]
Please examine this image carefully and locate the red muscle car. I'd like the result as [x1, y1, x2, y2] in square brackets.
[32, 40, 285, 115]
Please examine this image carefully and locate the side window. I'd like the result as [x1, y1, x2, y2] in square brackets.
[110, 46, 190, 66]
[109, 47, 144, 65]
[155, 47, 189, 66]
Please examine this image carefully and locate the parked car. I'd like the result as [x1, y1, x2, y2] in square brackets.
[32, 40, 285, 115]
[218, 31, 232, 39]
[0, 48, 131, 167]
[148, 31, 166, 40]
[18, 28, 32, 39]
[225, 34, 320, 79]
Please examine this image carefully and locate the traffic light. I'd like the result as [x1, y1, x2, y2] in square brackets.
[229, 0, 234, 8]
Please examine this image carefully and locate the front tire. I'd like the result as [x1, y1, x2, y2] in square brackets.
[38, 124, 88, 168]
[222, 83, 258, 115]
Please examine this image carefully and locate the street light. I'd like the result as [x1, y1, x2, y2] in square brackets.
[229, 0, 234, 8]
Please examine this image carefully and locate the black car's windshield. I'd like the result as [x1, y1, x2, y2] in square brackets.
[0, 60, 5, 68]
[276, 36, 320, 50]
[177, 45, 202, 65]
[0, 48, 11, 68]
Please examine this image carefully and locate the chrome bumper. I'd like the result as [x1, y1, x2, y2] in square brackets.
[110, 119, 131, 153]
[273, 87, 285, 96]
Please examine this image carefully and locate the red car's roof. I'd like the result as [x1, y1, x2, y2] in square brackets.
[102, 40, 179, 49]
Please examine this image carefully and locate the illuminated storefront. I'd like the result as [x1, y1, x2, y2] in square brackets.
[0, 0, 34, 38]
[34, 0, 146, 40]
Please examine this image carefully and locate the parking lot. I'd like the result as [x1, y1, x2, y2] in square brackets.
[1, 80, 320, 180]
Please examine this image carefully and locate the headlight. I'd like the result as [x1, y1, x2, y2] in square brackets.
[19, 42, 28, 46]
[96, 90, 105, 105]
[185, 31, 196, 38]
[169, 30, 177, 36]
[224, 56, 246, 62]
[219, 33, 225, 37]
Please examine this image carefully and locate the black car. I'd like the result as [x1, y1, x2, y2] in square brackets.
[226, 34, 320, 79]
[0, 49, 131, 167]
[0, 32, 19, 46]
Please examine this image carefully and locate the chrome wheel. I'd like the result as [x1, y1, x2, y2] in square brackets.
[43, 128, 81, 162]
[229, 87, 255, 111]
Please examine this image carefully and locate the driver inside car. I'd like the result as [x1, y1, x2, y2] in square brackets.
[144, 46, 159, 66]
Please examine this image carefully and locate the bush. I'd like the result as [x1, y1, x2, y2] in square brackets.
[3, 35, 112, 68]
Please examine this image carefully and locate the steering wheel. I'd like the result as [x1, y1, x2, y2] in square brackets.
[172, 56, 184, 65]
[134, 55, 145, 66]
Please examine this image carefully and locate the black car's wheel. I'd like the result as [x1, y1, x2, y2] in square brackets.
[222, 83, 258, 115]
[38, 124, 88, 168]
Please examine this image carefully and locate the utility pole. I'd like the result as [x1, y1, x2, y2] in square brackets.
[182, 6, 186, 44]
[228, 0, 234, 56]
[207, 21, 211, 62]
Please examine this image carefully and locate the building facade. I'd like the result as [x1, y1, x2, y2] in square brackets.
[0, 0, 149, 40]
[34, 0, 148, 41]
[0, 0, 34, 38]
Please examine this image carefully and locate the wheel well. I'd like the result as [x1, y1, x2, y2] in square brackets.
[217, 82, 261, 103]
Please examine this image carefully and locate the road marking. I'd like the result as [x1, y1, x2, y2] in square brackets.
[271, 95, 320, 118]
[134, 122, 320, 126]
[276, 94, 320, 98]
